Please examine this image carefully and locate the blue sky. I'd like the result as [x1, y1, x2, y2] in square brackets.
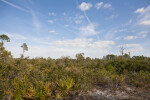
[0, 0, 150, 58]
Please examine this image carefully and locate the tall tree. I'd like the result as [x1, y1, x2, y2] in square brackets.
[21, 43, 28, 58]
[0, 34, 10, 44]
[0, 34, 11, 59]
[76, 53, 84, 60]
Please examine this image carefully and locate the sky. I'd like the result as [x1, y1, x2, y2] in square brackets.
[0, 0, 150, 58]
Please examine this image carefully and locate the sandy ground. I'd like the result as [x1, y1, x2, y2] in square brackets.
[66, 86, 150, 100]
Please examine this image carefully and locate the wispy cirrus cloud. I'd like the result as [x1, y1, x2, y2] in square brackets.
[135, 5, 150, 26]
[77, 2, 100, 40]
[74, 14, 84, 24]
[138, 31, 148, 38]
[103, 3, 112, 9]
[116, 31, 148, 40]
[1, 0, 42, 33]
[1, 0, 29, 13]
[95, 2, 113, 10]
[30, 10, 41, 32]
[95, 2, 103, 9]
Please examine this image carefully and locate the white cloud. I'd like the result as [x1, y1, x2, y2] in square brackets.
[5, 37, 115, 58]
[103, 3, 112, 9]
[26, 44, 113, 58]
[48, 20, 54, 24]
[5, 43, 113, 59]
[49, 30, 55, 33]
[95, 2, 113, 10]
[88, 41, 114, 48]
[135, 8, 144, 13]
[79, 24, 99, 36]
[118, 31, 148, 40]
[95, 2, 104, 9]
[5, 44, 23, 58]
[135, 6, 150, 26]
[53, 38, 92, 48]
[78, 3, 92, 24]
[140, 20, 150, 25]
[114, 29, 127, 33]
[48, 12, 56, 16]
[53, 38, 114, 49]
[26, 46, 77, 58]
[124, 36, 138, 40]
[78, 2, 92, 11]
[4, 36, 147, 58]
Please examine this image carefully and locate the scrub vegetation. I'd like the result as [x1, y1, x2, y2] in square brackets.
[0, 34, 150, 100]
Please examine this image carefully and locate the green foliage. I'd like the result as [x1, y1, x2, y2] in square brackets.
[0, 34, 10, 42]
[76, 53, 84, 62]
[129, 71, 150, 87]
[123, 53, 130, 59]
[0, 42, 11, 58]
[105, 64, 114, 73]
[0, 90, 4, 99]
[0, 34, 150, 99]
[57, 76, 77, 96]
[0, 34, 12, 61]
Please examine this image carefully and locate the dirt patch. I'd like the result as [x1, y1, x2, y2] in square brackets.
[66, 86, 150, 100]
